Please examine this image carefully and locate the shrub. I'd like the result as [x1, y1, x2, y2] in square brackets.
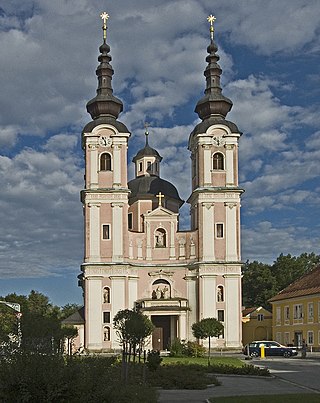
[207, 363, 270, 377]
[169, 338, 186, 357]
[184, 341, 206, 358]
[146, 350, 162, 371]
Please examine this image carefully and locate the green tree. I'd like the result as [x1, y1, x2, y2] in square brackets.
[271, 253, 320, 291]
[113, 309, 154, 381]
[242, 260, 277, 309]
[192, 318, 224, 365]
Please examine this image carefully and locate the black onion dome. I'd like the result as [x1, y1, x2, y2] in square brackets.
[86, 38, 123, 120]
[195, 36, 233, 120]
[128, 176, 184, 207]
[132, 144, 162, 163]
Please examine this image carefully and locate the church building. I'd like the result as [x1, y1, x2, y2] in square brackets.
[79, 13, 244, 351]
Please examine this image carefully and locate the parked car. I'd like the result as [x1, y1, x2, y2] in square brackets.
[243, 341, 298, 358]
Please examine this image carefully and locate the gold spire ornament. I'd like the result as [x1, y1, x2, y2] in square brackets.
[207, 14, 216, 41]
[100, 11, 109, 40]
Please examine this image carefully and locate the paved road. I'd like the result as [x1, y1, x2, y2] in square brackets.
[252, 355, 320, 393]
[158, 355, 320, 402]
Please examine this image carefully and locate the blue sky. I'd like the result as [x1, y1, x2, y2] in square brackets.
[0, 0, 319, 307]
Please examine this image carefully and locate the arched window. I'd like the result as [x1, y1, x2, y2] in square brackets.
[155, 228, 166, 248]
[152, 279, 171, 299]
[103, 326, 110, 341]
[217, 285, 224, 302]
[103, 286, 110, 304]
[212, 153, 224, 170]
[100, 153, 112, 171]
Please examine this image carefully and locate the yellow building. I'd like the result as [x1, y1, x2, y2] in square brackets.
[242, 307, 272, 346]
[269, 265, 320, 350]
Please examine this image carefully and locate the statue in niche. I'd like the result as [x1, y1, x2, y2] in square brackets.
[155, 229, 166, 247]
[155, 286, 162, 299]
[104, 327, 110, 341]
[217, 286, 224, 302]
[162, 286, 169, 299]
[103, 288, 110, 303]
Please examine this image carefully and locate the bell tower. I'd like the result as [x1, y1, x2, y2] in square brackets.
[188, 15, 244, 347]
[80, 13, 131, 350]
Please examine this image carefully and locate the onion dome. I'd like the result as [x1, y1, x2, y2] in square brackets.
[86, 13, 123, 120]
[132, 129, 162, 163]
[195, 15, 233, 120]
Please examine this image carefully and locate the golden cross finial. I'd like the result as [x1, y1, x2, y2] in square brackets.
[207, 14, 216, 41]
[100, 11, 109, 41]
[156, 192, 165, 207]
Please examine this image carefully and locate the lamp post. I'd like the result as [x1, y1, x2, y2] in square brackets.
[0, 301, 22, 347]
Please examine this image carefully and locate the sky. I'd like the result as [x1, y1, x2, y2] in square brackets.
[0, 0, 319, 307]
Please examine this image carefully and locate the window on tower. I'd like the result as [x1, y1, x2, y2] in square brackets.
[216, 223, 224, 238]
[212, 152, 224, 170]
[100, 153, 112, 171]
[102, 224, 111, 240]
[103, 311, 110, 324]
[147, 161, 152, 172]
[128, 213, 133, 230]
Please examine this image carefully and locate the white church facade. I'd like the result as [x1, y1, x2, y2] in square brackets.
[78, 14, 244, 352]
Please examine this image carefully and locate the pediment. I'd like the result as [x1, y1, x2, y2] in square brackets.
[145, 206, 177, 217]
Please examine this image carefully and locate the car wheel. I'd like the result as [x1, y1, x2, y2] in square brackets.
[250, 351, 259, 358]
[283, 351, 291, 358]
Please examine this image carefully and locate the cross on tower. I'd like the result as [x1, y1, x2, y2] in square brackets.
[207, 14, 216, 41]
[100, 11, 109, 40]
[156, 192, 165, 207]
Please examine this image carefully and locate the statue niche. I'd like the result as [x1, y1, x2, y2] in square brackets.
[155, 228, 166, 248]
[152, 279, 171, 299]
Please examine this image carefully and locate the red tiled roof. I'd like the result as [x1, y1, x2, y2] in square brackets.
[269, 265, 320, 302]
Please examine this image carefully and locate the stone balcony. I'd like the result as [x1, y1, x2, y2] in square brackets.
[136, 298, 189, 313]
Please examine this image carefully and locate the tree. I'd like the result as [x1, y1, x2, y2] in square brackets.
[192, 318, 224, 365]
[113, 309, 154, 381]
[242, 260, 277, 309]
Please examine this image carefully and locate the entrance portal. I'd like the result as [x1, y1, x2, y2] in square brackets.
[151, 316, 171, 350]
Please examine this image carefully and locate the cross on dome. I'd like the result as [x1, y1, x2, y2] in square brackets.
[100, 11, 109, 40]
[156, 192, 165, 207]
[207, 14, 216, 41]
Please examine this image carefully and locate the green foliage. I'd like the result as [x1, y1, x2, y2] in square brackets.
[148, 363, 220, 389]
[192, 318, 224, 340]
[0, 291, 81, 355]
[169, 338, 206, 358]
[0, 354, 157, 403]
[242, 252, 320, 309]
[184, 340, 206, 358]
[169, 338, 185, 357]
[207, 363, 270, 376]
[113, 309, 154, 358]
[146, 350, 162, 371]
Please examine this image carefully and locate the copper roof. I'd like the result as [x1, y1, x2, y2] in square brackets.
[269, 265, 320, 302]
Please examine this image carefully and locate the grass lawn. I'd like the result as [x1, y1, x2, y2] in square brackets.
[162, 356, 245, 368]
[208, 394, 320, 402]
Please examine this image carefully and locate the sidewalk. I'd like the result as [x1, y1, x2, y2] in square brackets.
[158, 374, 317, 402]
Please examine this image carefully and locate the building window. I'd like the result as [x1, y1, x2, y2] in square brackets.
[308, 331, 314, 345]
[217, 285, 224, 302]
[218, 310, 225, 322]
[318, 330, 320, 345]
[276, 306, 281, 324]
[155, 228, 166, 248]
[284, 306, 290, 321]
[139, 162, 143, 172]
[128, 213, 133, 230]
[103, 287, 110, 304]
[276, 332, 281, 343]
[102, 224, 110, 240]
[100, 153, 112, 171]
[216, 223, 224, 238]
[308, 302, 314, 321]
[103, 326, 110, 341]
[147, 161, 152, 172]
[294, 304, 303, 319]
[103, 311, 110, 324]
[257, 314, 264, 321]
[192, 155, 196, 178]
[212, 152, 224, 170]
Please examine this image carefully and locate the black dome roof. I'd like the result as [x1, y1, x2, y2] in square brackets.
[128, 175, 184, 206]
[132, 145, 162, 162]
